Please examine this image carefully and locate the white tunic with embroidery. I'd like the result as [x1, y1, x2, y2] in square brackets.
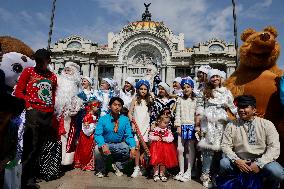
[196, 86, 237, 151]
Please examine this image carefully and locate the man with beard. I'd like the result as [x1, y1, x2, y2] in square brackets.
[14, 49, 57, 189]
[55, 62, 83, 167]
[145, 64, 160, 94]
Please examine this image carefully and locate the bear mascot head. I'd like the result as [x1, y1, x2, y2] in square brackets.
[0, 36, 36, 92]
[225, 26, 284, 165]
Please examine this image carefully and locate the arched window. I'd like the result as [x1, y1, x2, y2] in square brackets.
[209, 44, 224, 52]
[67, 41, 82, 49]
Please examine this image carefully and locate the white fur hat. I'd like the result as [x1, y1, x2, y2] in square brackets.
[197, 65, 212, 74]
[82, 76, 92, 85]
[173, 77, 182, 84]
[65, 62, 80, 73]
[125, 77, 136, 87]
[158, 82, 172, 95]
[102, 78, 113, 88]
[207, 69, 223, 80]
[219, 71, 226, 79]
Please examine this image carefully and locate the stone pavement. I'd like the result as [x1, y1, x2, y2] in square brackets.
[39, 169, 204, 189]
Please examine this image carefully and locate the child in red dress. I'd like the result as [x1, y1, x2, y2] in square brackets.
[74, 100, 100, 171]
[149, 115, 178, 182]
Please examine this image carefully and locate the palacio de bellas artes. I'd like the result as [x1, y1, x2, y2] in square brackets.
[50, 4, 237, 87]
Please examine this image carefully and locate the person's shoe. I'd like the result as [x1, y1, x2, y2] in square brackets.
[160, 175, 168, 182]
[95, 172, 104, 178]
[112, 164, 123, 177]
[174, 171, 184, 181]
[131, 166, 142, 178]
[153, 174, 160, 182]
[201, 173, 212, 188]
[24, 183, 40, 189]
[180, 170, 191, 182]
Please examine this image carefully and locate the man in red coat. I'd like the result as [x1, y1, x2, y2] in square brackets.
[15, 49, 57, 189]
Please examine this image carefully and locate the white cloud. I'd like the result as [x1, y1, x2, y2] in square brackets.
[92, 0, 236, 45]
[241, 0, 273, 19]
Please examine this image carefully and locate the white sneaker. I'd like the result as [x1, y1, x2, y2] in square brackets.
[153, 174, 160, 182]
[96, 172, 104, 178]
[180, 171, 191, 182]
[112, 164, 123, 177]
[201, 173, 212, 188]
[174, 172, 184, 181]
[131, 166, 142, 178]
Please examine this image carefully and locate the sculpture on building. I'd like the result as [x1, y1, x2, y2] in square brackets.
[142, 3, 152, 21]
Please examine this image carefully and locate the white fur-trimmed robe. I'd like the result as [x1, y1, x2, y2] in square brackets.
[55, 74, 82, 165]
[196, 87, 237, 151]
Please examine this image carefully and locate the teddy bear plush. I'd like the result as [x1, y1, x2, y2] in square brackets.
[225, 26, 284, 164]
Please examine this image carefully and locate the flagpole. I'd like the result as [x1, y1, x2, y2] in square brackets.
[47, 0, 57, 50]
[232, 0, 238, 66]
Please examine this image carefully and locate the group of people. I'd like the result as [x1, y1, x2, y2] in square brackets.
[0, 48, 283, 189]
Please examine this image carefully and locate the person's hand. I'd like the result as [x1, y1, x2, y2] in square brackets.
[150, 123, 156, 130]
[250, 162, 260, 173]
[132, 124, 136, 132]
[195, 127, 201, 141]
[102, 144, 111, 155]
[177, 127, 181, 135]
[234, 159, 252, 173]
[27, 107, 33, 110]
[130, 148, 136, 159]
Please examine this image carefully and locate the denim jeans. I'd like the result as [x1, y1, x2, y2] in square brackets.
[95, 142, 130, 173]
[201, 150, 222, 175]
[220, 157, 284, 189]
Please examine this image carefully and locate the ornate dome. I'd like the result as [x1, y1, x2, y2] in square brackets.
[121, 21, 172, 35]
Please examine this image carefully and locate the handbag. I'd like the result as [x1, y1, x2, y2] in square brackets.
[181, 124, 195, 140]
[38, 140, 62, 181]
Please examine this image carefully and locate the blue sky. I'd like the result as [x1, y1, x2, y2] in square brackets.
[1, 0, 284, 68]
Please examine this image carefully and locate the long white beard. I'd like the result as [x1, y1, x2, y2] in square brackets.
[55, 74, 80, 116]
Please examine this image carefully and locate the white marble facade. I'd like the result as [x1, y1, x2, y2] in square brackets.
[50, 14, 236, 88]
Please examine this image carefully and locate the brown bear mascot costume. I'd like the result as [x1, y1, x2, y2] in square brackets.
[225, 26, 284, 165]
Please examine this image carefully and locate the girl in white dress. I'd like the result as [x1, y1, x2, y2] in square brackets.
[128, 79, 153, 178]
[195, 69, 237, 188]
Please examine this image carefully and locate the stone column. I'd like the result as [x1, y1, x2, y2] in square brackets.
[166, 66, 175, 84]
[113, 66, 123, 87]
[54, 62, 64, 74]
[90, 63, 94, 78]
[93, 65, 99, 89]
[81, 63, 89, 76]
[194, 66, 199, 76]
[161, 66, 166, 82]
[122, 65, 127, 83]
[226, 66, 235, 77]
